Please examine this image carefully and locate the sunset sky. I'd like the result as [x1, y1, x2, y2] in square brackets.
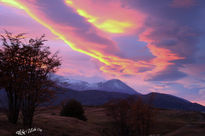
[0, 0, 205, 105]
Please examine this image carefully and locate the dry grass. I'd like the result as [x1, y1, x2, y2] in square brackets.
[0, 106, 205, 136]
[164, 123, 205, 136]
[0, 107, 101, 136]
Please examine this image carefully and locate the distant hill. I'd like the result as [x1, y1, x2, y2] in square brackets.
[52, 87, 205, 112]
[53, 87, 130, 106]
[143, 92, 205, 112]
[1, 79, 205, 112]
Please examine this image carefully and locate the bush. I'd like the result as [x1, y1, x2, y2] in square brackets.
[60, 99, 87, 121]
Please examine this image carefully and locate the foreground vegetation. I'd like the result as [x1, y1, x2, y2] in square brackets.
[0, 31, 61, 127]
[0, 106, 205, 136]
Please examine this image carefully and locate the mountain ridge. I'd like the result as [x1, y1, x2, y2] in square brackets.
[1, 75, 204, 112]
[52, 87, 205, 112]
[50, 74, 139, 94]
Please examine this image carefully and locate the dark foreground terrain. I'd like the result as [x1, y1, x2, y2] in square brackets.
[0, 106, 205, 136]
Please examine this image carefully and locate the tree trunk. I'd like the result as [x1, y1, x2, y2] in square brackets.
[23, 114, 33, 128]
[22, 101, 35, 128]
[7, 107, 19, 124]
[7, 92, 21, 124]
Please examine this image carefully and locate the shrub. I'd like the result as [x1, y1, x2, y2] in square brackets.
[60, 99, 87, 121]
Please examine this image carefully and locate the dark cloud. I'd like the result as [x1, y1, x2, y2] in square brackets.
[147, 25, 200, 61]
[122, 0, 205, 81]
[35, 0, 89, 28]
[157, 39, 178, 46]
[113, 35, 155, 61]
[146, 65, 187, 81]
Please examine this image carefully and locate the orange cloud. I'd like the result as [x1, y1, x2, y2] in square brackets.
[0, 0, 184, 78]
[65, 0, 145, 34]
[139, 28, 184, 78]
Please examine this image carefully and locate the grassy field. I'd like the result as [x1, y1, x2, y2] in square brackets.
[0, 106, 205, 136]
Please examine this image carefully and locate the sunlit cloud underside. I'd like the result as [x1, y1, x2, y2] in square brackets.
[1, 0, 205, 105]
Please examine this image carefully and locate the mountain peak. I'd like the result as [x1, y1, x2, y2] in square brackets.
[96, 79, 140, 94]
[50, 74, 140, 95]
[106, 79, 122, 82]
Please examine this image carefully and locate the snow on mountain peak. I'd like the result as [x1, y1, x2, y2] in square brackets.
[50, 74, 139, 94]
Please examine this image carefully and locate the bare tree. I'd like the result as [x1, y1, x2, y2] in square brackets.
[128, 98, 154, 136]
[0, 31, 26, 124]
[106, 99, 131, 136]
[0, 31, 61, 126]
[21, 35, 61, 127]
[106, 96, 155, 136]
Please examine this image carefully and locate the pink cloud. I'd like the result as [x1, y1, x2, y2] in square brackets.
[1, 0, 205, 106]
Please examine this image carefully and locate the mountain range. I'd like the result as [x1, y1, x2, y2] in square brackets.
[49, 75, 205, 112]
[50, 74, 139, 94]
[0, 75, 205, 112]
